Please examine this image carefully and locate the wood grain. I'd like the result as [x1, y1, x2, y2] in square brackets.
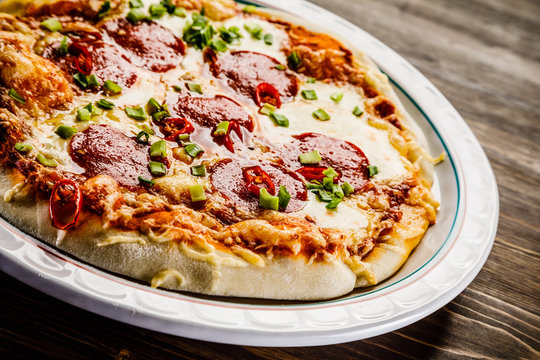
[1, 0, 539, 359]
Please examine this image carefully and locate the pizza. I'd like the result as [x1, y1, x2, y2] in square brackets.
[0, 0, 441, 300]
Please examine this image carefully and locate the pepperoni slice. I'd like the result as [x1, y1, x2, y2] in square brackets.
[211, 159, 307, 213]
[91, 43, 138, 88]
[172, 95, 254, 131]
[69, 125, 151, 187]
[43, 41, 138, 89]
[206, 50, 298, 104]
[281, 133, 370, 190]
[102, 19, 185, 72]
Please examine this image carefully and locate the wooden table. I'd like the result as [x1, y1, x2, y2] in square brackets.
[2, 0, 539, 358]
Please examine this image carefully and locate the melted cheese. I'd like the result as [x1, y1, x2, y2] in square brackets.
[220, 17, 288, 63]
[258, 80, 409, 183]
[97, 236, 146, 247]
[297, 192, 370, 231]
[3, 181, 25, 202]
[179, 242, 247, 267]
[150, 268, 186, 288]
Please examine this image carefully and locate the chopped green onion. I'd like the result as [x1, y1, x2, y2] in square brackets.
[312, 108, 331, 121]
[306, 77, 316, 84]
[140, 124, 155, 135]
[332, 184, 344, 198]
[41, 18, 62, 32]
[342, 182, 355, 196]
[259, 103, 276, 115]
[174, 7, 187, 17]
[323, 167, 339, 179]
[8, 88, 25, 104]
[330, 92, 344, 103]
[76, 108, 91, 122]
[287, 52, 301, 69]
[182, 13, 215, 50]
[136, 131, 150, 144]
[244, 22, 263, 40]
[259, 188, 279, 211]
[269, 112, 289, 127]
[190, 184, 206, 202]
[306, 182, 322, 190]
[147, 97, 162, 115]
[187, 82, 203, 94]
[14, 143, 32, 154]
[86, 74, 101, 88]
[243, 4, 257, 13]
[191, 164, 206, 177]
[36, 154, 57, 167]
[219, 26, 242, 44]
[150, 140, 167, 158]
[152, 110, 169, 122]
[162, 103, 171, 116]
[263, 33, 273, 45]
[177, 133, 190, 141]
[213, 121, 229, 136]
[368, 165, 378, 177]
[83, 103, 103, 116]
[149, 3, 167, 18]
[301, 89, 317, 100]
[325, 197, 342, 210]
[353, 106, 364, 117]
[172, 85, 183, 92]
[210, 38, 228, 52]
[55, 125, 77, 139]
[278, 185, 291, 210]
[129, 0, 143, 8]
[58, 35, 69, 56]
[149, 161, 167, 176]
[98, 0, 111, 18]
[138, 176, 155, 187]
[96, 99, 115, 110]
[298, 150, 321, 164]
[323, 176, 333, 191]
[73, 73, 88, 88]
[103, 80, 122, 94]
[317, 189, 334, 202]
[127, 9, 146, 23]
[160, 0, 176, 13]
[275, 64, 285, 70]
[125, 106, 147, 121]
[184, 143, 204, 158]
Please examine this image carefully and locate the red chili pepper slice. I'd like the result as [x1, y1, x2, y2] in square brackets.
[218, 120, 243, 153]
[242, 166, 276, 196]
[255, 82, 281, 108]
[163, 117, 195, 141]
[49, 179, 82, 230]
[69, 42, 93, 75]
[297, 166, 341, 182]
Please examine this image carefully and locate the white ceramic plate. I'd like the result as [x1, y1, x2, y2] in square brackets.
[0, 0, 498, 347]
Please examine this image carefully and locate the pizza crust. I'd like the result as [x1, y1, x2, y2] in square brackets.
[0, 168, 358, 300]
[0, 166, 429, 299]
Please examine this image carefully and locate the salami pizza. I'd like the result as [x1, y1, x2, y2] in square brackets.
[0, 0, 441, 300]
